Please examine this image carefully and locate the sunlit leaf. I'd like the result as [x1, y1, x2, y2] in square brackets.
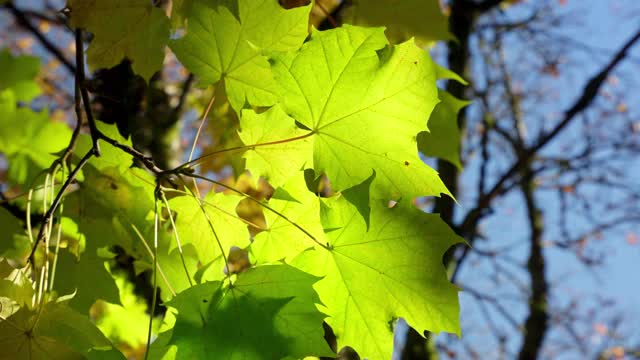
[0, 91, 70, 186]
[418, 90, 470, 169]
[292, 186, 463, 359]
[169, 0, 311, 111]
[0, 50, 41, 102]
[68, 0, 170, 80]
[243, 26, 449, 200]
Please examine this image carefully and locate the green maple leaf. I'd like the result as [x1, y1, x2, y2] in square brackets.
[168, 192, 250, 266]
[134, 235, 200, 302]
[238, 105, 313, 187]
[61, 161, 159, 311]
[292, 187, 463, 359]
[169, 0, 311, 111]
[0, 50, 41, 102]
[0, 207, 29, 261]
[0, 91, 71, 186]
[54, 249, 121, 314]
[0, 278, 33, 310]
[153, 264, 332, 359]
[0, 269, 34, 320]
[95, 274, 161, 351]
[0, 302, 124, 360]
[418, 90, 470, 169]
[250, 173, 324, 263]
[68, 0, 170, 80]
[243, 25, 449, 200]
[343, 0, 453, 43]
[66, 164, 155, 255]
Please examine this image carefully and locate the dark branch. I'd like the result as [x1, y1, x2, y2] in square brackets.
[6, 3, 75, 74]
[517, 171, 549, 360]
[75, 29, 101, 156]
[457, 27, 640, 239]
[462, 0, 505, 13]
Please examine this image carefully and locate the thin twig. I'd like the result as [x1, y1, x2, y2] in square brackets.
[173, 131, 314, 172]
[188, 92, 216, 162]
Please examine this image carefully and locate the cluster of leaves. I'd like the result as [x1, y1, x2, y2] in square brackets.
[0, 0, 469, 359]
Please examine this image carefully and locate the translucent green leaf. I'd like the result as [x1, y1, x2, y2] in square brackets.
[169, 0, 311, 111]
[246, 25, 449, 200]
[54, 249, 121, 314]
[292, 193, 463, 359]
[0, 302, 124, 360]
[0, 50, 41, 102]
[68, 0, 170, 80]
[0, 269, 34, 320]
[418, 90, 470, 169]
[95, 274, 160, 351]
[168, 192, 250, 266]
[238, 105, 313, 187]
[61, 164, 159, 312]
[154, 265, 332, 359]
[250, 174, 324, 263]
[0, 91, 70, 186]
[343, 0, 454, 43]
[134, 238, 199, 302]
[65, 164, 156, 256]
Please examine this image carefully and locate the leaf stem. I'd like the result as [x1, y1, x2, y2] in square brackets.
[172, 131, 315, 172]
[28, 150, 93, 269]
[144, 196, 160, 360]
[182, 184, 231, 281]
[159, 191, 194, 287]
[188, 90, 216, 162]
[130, 224, 176, 297]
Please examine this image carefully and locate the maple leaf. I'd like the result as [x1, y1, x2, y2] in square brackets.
[242, 25, 450, 201]
[169, 0, 311, 111]
[343, 0, 454, 43]
[0, 91, 70, 186]
[250, 174, 324, 263]
[0, 50, 41, 102]
[0, 302, 124, 359]
[292, 186, 463, 359]
[168, 192, 250, 265]
[152, 265, 333, 359]
[68, 0, 170, 80]
[418, 90, 470, 169]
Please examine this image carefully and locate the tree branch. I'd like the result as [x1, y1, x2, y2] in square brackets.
[6, 3, 75, 74]
[75, 29, 101, 156]
[457, 27, 640, 240]
[517, 171, 549, 360]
